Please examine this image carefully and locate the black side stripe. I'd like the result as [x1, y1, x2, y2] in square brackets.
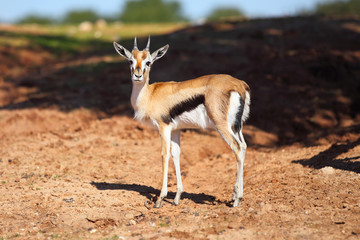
[234, 97, 245, 133]
[161, 94, 205, 124]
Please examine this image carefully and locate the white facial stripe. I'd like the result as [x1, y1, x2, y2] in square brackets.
[130, 53, 152, 81]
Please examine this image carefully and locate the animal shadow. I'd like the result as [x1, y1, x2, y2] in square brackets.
[293, 137, 360, 174]
[90, 182, 228, 206]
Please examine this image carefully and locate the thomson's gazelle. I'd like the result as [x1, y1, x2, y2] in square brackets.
[113, 36, 250, 208]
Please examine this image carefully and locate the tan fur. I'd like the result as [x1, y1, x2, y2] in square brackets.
[137, 74, 249, 125]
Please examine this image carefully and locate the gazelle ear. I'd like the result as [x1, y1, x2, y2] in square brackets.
[151, 44, 169, 62]
[113, 42, 132, 60]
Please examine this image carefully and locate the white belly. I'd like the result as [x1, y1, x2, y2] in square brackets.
[172, 104, 215, 130]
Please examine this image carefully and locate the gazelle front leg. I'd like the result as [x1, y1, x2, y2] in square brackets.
[171, 130, 183, 205]
[154, 125, 172, 208]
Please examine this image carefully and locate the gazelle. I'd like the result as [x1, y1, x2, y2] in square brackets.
[113, 36, 250, 208]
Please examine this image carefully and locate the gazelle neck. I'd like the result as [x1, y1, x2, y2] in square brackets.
[131, 77, 149, 110]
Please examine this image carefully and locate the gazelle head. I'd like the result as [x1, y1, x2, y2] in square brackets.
[113, 36, 169, 83]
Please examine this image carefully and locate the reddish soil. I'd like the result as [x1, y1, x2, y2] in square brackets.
[0, 16, 360, 239]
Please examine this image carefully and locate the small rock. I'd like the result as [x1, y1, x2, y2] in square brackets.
[181, 207, 190, 213]
[247, 207, 254, 213]
[89, 228, 97, 234]
[144, 199, 152, 210]
[321, 166, 335, 175]
[129, 219, 136, 225]
[228, 222, 237, 229]
[63, 198, 74, 203]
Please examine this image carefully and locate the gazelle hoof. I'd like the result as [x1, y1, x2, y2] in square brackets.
[154, 200, 163, 208]
[233, 198, 241, 207]
[144, 200, 152, 210]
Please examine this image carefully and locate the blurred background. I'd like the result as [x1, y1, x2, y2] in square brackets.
[0, 0, 359, 147]
[1, 0, 360, 24]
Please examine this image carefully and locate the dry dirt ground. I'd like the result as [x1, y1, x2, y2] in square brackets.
[1, 16, 360, 239]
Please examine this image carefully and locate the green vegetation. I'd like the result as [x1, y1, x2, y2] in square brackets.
[63, 9, 100, 24]
[13, 0, 187, 25]
[1, 22, 185, 57]
[17, 14, 55, 25]
[315, 0, 360, 15]
[207, 7, 245, 21]
[104, 235, 120, 240]
[120, 0, 186, 23]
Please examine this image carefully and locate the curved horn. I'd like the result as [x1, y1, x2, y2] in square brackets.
[145, 36, 150, 50]
[133, 36, 138, 50]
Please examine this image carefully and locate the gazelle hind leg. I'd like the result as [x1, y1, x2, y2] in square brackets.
[171, 130, 183, 205]
[232, 129, 246, 206]
[215, 123, 243, 207]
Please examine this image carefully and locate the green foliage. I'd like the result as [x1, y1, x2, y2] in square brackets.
[207, 7, 245, 21]
[62, 9, 99, 24]
[14, 0, 187, 25]
[120, 0, 187, 23]
[16, 14, 55, 25]
[315, 0, 360, 15]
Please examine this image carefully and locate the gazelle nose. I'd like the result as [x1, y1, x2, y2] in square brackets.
[134, 73, 142, 78]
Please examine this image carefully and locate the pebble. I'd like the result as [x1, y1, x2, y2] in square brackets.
[247, 207, 254, 213]
[63, 198, 74, 203]
[321, 166, 335, 175]
[129, 219, 136, 225]
[181, 207, 190, 213]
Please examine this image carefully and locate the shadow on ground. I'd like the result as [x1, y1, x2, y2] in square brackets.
[90, 182, 230, 206]
[293, 137, 360, 173]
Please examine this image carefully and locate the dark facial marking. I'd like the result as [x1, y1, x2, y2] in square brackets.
[162, 94, 205, 124]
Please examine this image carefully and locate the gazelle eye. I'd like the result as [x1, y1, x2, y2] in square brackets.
[146, 61, 151, 66]
[129, 60, 133, 65]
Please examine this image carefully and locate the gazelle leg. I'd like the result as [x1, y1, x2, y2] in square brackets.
[171, 130, 183, 205]
[216, 124, 244, 207]
[154, 125, 172, 208]
[232, 129, 247, 207]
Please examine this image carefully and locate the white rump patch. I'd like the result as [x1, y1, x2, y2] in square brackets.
[227, 92, 241, 131]
[227, 91, 250, 135]
[242, 91, 250, 123]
